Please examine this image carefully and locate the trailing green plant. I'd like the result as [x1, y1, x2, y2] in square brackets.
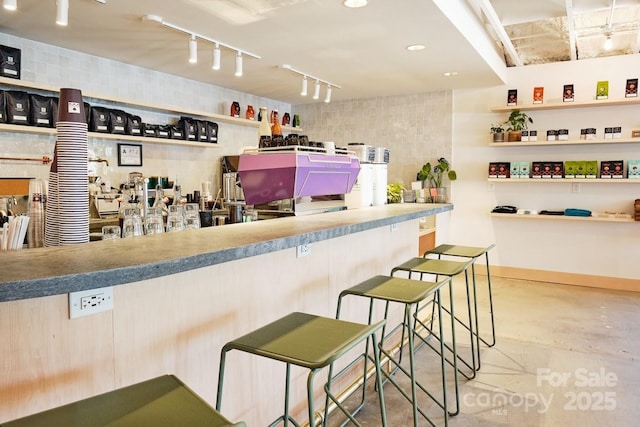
[417, 157, 457, 188]
[386, 183, 404, 203]
[506, 109, 533, 131]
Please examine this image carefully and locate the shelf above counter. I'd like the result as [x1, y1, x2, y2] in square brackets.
[0, 123, 220, 148]
[0, 76, 303, 133]
[490, 212, 637, 223]
[491, 97, 640, 112]
[488, 137, 640, 147]
[488, 178, 640, 184]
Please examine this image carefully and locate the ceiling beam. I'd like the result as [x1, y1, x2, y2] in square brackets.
[471, 0, 523, 66]
[566, 0, 578, 60]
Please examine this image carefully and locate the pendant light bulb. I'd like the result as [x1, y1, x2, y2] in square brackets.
[212, 44, 221, 70]
[3, 0, 17, 11]
[235, 51, 243, 77]
[188, 35, 197, 64]
[301, 76, 308, 96]
[324, 85, 332, 103]
[56, 0, 68, 26]
[313, 80, 320, 100]
[603, 33, 613, 51]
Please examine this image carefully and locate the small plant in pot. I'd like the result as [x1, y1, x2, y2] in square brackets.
[386, 182, 404, 203]
[506, 109, 533, 142]
[417, 157, 457, 203]
[490, 123, 506, 143]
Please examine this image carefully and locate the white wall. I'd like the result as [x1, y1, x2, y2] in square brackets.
[451, 54, 640, 281]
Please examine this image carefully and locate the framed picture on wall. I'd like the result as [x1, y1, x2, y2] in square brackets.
[117, 143, 143, 166]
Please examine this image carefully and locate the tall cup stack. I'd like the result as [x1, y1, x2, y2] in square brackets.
[45, 88, 89, 246]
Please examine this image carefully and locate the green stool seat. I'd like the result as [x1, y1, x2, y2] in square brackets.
[425, 244, 497, 350]
[336, 275, 453, 427]
[4, 375, 245, 427]
[216, 312, 387, 427]
[391, 256, 477, 402]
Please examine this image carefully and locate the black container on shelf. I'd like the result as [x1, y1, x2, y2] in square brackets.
[5, 90, 30, 125]
[29, 94, 54, 127]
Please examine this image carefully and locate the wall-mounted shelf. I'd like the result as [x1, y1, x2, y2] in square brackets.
[490, 212, 636, 223]
[0, 123, 219, 148]
[489, 138, 640, 147]
[0, 76, 303, 133]
[491, 97, 640, 112]
[488, 178, 640, 184]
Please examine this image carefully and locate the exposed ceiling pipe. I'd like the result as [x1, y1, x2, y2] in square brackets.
[470, 0, 523, 66]
[565, 0, 578, 60]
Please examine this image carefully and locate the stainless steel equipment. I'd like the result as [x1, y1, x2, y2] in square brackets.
[347, 143, 375, 163]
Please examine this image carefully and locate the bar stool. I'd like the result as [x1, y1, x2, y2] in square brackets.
[424, 244, 496, 350]
[390, 257, 477, 385]
[4, 374, 245, 427]
[335, 275, 453, 427]
[216, 312, 387, 427]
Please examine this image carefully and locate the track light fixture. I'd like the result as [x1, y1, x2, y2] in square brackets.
[56, 0, 68, 26]
[324, 85, 332, 103]
[235, 52, 243, 77]
[3, 0, 17, 11]
[142, 14, 260, 74]
[281, 64, 341, 102]
[188, 35, 197, 64]
[212, 43, 221, 70]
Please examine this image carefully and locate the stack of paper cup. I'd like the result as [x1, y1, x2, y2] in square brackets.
[45, 88, 89, 246]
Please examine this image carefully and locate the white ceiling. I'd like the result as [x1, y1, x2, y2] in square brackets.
[0, 0, 637, 104]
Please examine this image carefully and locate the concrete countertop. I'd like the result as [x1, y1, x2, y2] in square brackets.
[0, 203, 452, 302]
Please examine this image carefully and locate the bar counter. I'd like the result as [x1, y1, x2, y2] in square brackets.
[0, 203, 452, 302]
[0, 203, 451, 425]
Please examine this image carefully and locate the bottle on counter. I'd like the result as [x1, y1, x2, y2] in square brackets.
[258, 107, 272, 148]
[271, 110, 283, 147]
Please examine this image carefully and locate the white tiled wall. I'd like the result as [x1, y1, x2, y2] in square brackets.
[293, 91, 453, 188]
[1, 33, 454, 199]
[0, 33, 291, 194]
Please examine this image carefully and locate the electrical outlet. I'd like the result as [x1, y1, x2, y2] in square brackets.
[487, 182, 495, 192]
[69, 286, 113, 319]
[572, 183, 581, 193]
[390, 223, 398, 232]
[296, 244, 312, 258]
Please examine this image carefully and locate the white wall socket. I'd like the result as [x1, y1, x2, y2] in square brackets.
[69, 286, 114, 319]
[390, 223, 398, 232]
[296, 244, 312, 258]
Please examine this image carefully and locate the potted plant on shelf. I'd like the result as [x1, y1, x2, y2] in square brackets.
[506, 109, 533, 142]
[491, 123, 506, 143]
[417, 157, 457, 203]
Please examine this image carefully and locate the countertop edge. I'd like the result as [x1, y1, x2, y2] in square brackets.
[0, 204, 452, 302]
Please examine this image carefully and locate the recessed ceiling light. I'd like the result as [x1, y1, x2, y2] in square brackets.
[343, 0, 367, 7]
[406, 44, 425, 51]
[443, 71, 459, 77]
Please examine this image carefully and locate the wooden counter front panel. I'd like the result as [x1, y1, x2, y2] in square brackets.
[0, 219, 419, 425]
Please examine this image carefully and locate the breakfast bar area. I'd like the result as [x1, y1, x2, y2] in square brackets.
[0, 203, 451, 425]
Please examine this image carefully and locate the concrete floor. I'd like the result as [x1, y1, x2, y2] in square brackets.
[328, 276, 640, 426]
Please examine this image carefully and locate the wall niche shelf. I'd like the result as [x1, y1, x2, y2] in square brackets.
[0, 76, 303, 141]
[490, 212, 636, 224]
[491, 97, 640, 112]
